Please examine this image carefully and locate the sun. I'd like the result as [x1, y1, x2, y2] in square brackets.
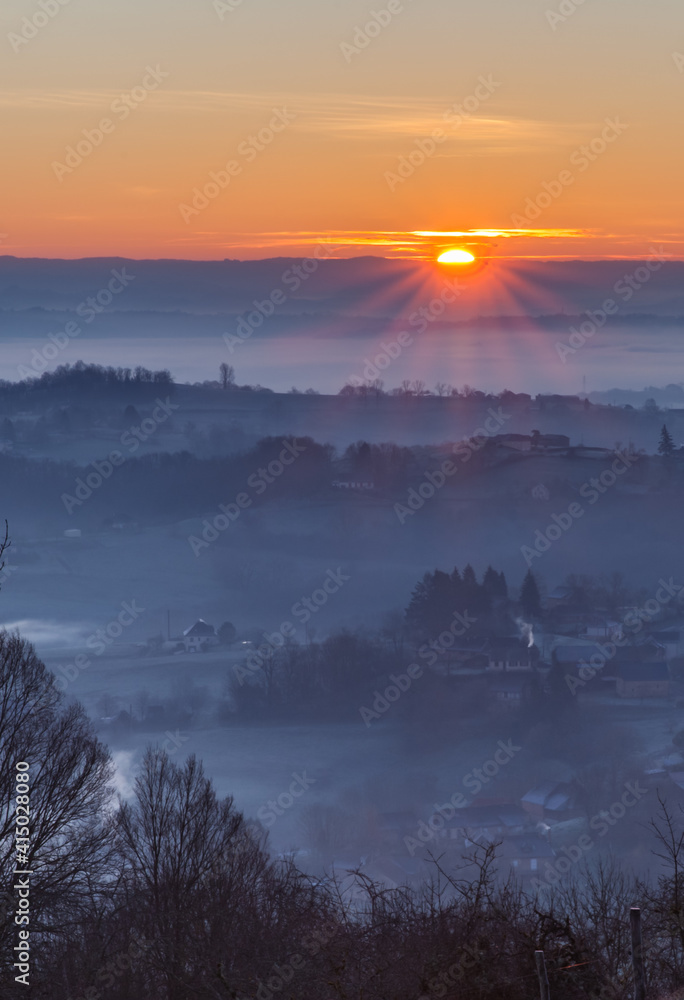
[437, 248, 476, 264]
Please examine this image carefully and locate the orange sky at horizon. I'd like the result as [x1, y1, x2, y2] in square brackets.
[1, 0, 683, 262]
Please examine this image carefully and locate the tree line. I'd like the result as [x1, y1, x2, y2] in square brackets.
[0, 362, 174, 400]
[2, 627, 684, 999]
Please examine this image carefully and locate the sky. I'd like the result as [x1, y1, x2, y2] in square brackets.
[1, 0, 683, 261]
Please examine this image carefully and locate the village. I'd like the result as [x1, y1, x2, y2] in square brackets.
[119, 577, 684, 896]
[336, 579, 684, 892]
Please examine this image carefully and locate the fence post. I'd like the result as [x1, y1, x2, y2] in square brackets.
[630, 906, 647, 1000]
[535, 949, 550, 1000]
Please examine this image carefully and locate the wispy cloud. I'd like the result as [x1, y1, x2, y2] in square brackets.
[413, 229, 588, 240]
[0, 88, 584, 150]
[157, 226, 674, 261]
[162, 228, 588, 256]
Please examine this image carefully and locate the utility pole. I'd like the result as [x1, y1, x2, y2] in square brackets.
[535, 950, 550, 1000]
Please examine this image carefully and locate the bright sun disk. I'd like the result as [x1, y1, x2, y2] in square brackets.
[437, 248, 476, 264]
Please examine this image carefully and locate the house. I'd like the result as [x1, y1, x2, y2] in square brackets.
[485, 637, 539, 672]
[551, 643, 614, 688]
[616, 661, 670, 699]
[492, 433, 532, 452]
[182, 619, 219, 652]
[582, 617, 623, 640]
[527, 429, 571, 450]
[521, 782, 577, 822]
[498, 391, 532, 408]
[552, 644, 606, 669]
[537, 433, 571, 450]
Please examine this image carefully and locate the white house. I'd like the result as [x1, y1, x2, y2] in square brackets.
[181, 619, 219, 652]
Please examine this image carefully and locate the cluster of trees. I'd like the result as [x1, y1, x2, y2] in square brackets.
[339, 380, 532, 401]
[546, 571, 656, 619]
[405, 565, 510, 637]
[402, 562, 662, 636]
[3, 628, 684, 998]
[0, 432, 505, 526]
[0, 436, 335, 525]
[0, 362, 174, 399]
[228, 630, 397, 721]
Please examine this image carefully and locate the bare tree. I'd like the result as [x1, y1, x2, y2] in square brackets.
[110, 748, 329, 1000]
[644, 794, 684, 959]
[0, 520, 9, 583]
[219, 362, 235, 389]
[0, 633, 114, 983]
